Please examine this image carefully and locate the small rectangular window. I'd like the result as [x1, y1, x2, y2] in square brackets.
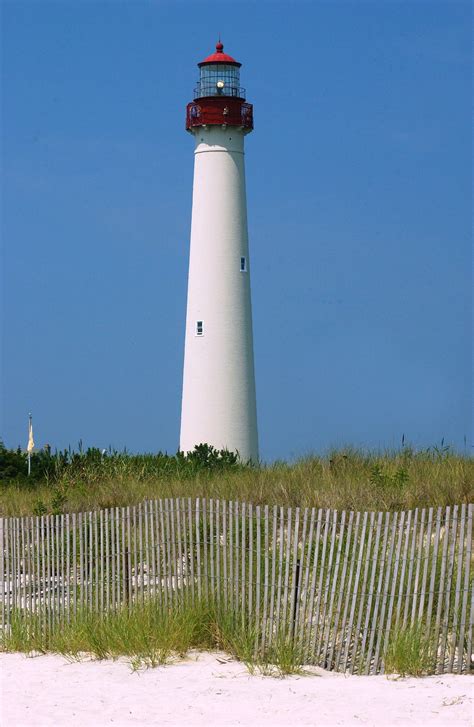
[240, 256, 247, 272]
[196, 320, 203, 336]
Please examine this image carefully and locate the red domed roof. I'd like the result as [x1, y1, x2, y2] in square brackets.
[198, 41, 241, 67]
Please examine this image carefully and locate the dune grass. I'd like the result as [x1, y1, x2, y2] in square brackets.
[1, 445, 472, 517]
[2, 601, 446, 677]
[1, 600, 306, 676]
[384, 622, 434, 677]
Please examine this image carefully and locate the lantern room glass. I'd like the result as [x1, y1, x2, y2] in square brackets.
[195, 64, 245, 99]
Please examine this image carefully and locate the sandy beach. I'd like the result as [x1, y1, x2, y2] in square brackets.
[1, 652, 472, 727]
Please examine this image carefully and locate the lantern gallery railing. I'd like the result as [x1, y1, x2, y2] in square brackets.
[186, 101, 253, 131]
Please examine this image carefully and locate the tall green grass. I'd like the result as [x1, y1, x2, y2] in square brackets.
[2, 603, 448, 677]
[384, 622, 434, 677]
[1, 601, 306, 676]
[1, 445, 472, 517]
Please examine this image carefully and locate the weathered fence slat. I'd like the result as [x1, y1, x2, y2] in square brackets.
[466, 572, 474, 677]
[380, 510, 405, 673]
[209, 499, 214, 602]
[241, 502, 246, 623]
[187, 498, 195, 604]
[274, 506, 285, 641]
[365, 511, 390, 674]
[281, 506, 292, 638]
[394, 510, 411, 629]
[222, 500, 227, 606]
[457, 503, 472, 673]
[170, 499, 178, 604]
[373, 511, 398, 674]
[249, 502, 255, 620]
[182, 498, 187, 601]
[115, 507, 121, 608]
[357, 511, 382, 673]
[10, 517, 15, 624]
[24, 517, 30, 619]
[287, 507, 300, 640]
[166, 500, 174, 605]
[55, 515, 60, 621]
[11, 519, 16, 613]
[255, 504, 261, 649]
[0, 519, 5, 630]
[248, 503, 253, 620]
[318, 510, 340, 663]
[260, 504, 270, 654]
[35, 516, 40, 618]
[233, 501, 239, 613]
[143, 502, 148, 603]
[158, 501, 164, 605]
[439, 504, 458, 672]
[10, 519, 16, 615]
[24, 517, 31, 618]
[433, 506, 451, 670]
[417, 507, 433, 622]
[215, 499, 221, 606]
[148, 501, 156, 602]
[342, 510, 368, 672]
[294, 507, 308, 643]
[402, 508, 418, 629]
[98, 510, 103, 614]
[333, 510, 359, 671]
[267, 505, 278, 650]
[307, 508, 330, 662]
[323, 510, 348, 669]
[20, 517, 26, 617]
[228, 501, 233, 611]
[195, 498, 201, 601]
[71, 512, 77, 616]
[425, 507, 442, 639]
[330, 510, 355, 668]
[297, 507, 316, 653]
[158, 499, 168, 606]
[93, 510, 98, 613]
[45, 515, 52, 628]
[202, 499, 209, 602]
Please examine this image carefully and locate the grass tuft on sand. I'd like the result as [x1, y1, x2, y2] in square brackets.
[1, 601, 306, 677]
[384, 622, 434, 677]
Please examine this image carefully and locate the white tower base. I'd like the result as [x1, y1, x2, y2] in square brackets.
[180, 125, 258, 463]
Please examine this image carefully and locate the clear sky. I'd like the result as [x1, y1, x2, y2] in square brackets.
[1, 0, 472, 460]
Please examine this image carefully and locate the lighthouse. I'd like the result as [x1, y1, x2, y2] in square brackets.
[179, 41, 259, 463]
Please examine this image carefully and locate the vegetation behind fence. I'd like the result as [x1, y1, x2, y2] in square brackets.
[1, 499, 472, 675]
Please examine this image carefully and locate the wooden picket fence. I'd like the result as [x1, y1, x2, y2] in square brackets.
[0, 499, 472, 674]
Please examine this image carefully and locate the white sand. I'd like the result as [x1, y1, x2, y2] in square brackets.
[1, 652, 472, 727]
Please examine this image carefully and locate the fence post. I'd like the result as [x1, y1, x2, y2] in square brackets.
[124, 547, 130, 607]
[0, 518, 4, 631]
[291, 559, 301, 640]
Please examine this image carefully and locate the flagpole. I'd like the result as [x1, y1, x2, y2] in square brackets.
[28, 412, 32, 476]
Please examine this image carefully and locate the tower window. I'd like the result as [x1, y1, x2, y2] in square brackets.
[240, 256, 247, 272]
[196, 321, 203, 336]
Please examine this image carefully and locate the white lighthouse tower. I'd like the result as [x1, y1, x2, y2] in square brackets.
[180, 41, 258, 463]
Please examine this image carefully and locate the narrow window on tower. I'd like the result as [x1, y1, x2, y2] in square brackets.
[196, 321, 203, 336]
[240, 256, 247, 272]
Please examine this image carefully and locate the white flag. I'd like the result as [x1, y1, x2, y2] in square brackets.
[27, 418, 35, 453]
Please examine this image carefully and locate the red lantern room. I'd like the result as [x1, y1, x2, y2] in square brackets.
[186, 41, 253, 132]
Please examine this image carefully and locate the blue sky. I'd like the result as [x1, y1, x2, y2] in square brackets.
[1, 0, 471, 460]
